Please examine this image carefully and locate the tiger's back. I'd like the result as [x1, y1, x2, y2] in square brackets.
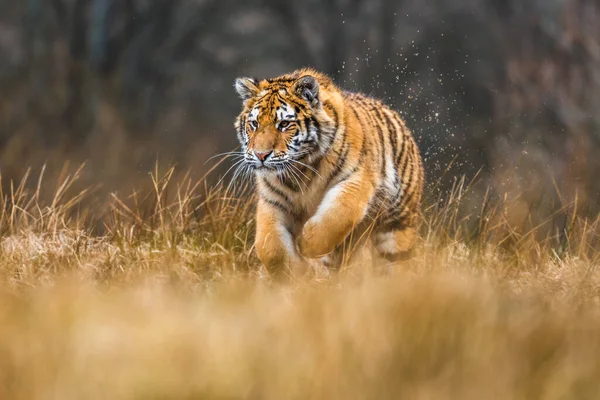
[233, 68, 424, 274]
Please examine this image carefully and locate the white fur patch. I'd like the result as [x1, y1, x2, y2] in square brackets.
[276, 103, 296, 121]
[307, 119, 318, 142]
[383, 147, 396, 195]
[312, 179, 368, 226]
[249, 106, 260, 121]
[375, 232, 398, 255]
[277, 223, 296, 259]
[320, 254, 332, 264]
[312, 183, 346, 224]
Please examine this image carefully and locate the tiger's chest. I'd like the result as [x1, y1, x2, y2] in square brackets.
[259, 173, 329, 222]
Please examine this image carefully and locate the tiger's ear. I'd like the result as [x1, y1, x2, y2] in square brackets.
[234, 77, 259, 101]
[293, 75, 319, 104]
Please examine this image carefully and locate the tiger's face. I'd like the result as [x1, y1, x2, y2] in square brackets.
[234, 75, 321, 173]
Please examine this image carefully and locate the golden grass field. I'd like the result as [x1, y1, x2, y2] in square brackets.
[0, 163, 599, 399]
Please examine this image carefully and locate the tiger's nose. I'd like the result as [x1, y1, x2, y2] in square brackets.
[255, 150, 272, 162]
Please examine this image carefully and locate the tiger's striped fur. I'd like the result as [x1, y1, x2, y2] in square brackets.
[233, 68, 424, 274]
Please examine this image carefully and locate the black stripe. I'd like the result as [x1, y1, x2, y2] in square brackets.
[282, 96, 305, 111]
[253, 92, 270, 105]
[310, 116, 321, 136]
[280, 171, 304, 192]
[302, 117, 316, 144]
[265, 199, 295, 216]
[293, 162, 309, 178]
[380, 216, 410, 232]
[336, 107, 346, 142]
[263, 178, 292, 204]
[399, 118, 407, 136]
[382, 111, 399, 159]
[281, 179, 299, 192]
[401, 183, 417, 209]
[388, 178, 405, 208]
[396, 135, 407, 167]
[314, 108, 340, 167]
[317, 102, 346, 184]
[324, 105, 346, 159]
[404, 154, 421, 205]
[326, 143, 350, 185]
[389, 176, 413, 210]
[288, 139, 301, 151]
[399, 165, 415, 209]
[404, 152, 415, 184]
[349, 107, 367, 157]
[323, 100, 339, 132]
[362, 107, 384, 175]
[399, 140, 412, 178]
[298, 118, 309, 142]
[264, 199, 300, 219]
[335, 165, 359, 184]
[269, 77, 295, 84]
[390, 153, 416, 211]
[375, 124, 387, 179]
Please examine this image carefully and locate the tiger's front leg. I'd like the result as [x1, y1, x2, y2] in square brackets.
[254, 198, 303, 276]
[298, 173, 375, 259]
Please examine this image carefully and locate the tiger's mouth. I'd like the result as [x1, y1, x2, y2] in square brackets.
[244, 151, 313, 174]
[248, 160, 293, 176]
[245, 159, 277, 172]
[254, 164, 274, 171]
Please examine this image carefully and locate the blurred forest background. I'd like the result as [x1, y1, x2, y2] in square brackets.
[0, 0, 599, 217]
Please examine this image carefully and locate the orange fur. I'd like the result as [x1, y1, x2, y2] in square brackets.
[233, 68, 424, 274]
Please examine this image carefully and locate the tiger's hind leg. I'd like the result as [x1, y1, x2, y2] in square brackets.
[372, 224, 417, 262]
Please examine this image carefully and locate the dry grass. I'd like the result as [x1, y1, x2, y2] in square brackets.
[0, 164, 599, 399]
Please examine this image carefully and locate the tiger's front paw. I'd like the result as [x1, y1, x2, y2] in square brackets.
[297, 219, 337, 259]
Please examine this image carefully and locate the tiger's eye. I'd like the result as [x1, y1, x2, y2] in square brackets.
[279, 121, 290, 129]
[249, 120, 258, 130]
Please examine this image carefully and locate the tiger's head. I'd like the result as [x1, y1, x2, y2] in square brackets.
[233, 69, 337, 174]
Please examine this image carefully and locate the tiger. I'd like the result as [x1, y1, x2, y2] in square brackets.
[233, 68, 424, 275]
